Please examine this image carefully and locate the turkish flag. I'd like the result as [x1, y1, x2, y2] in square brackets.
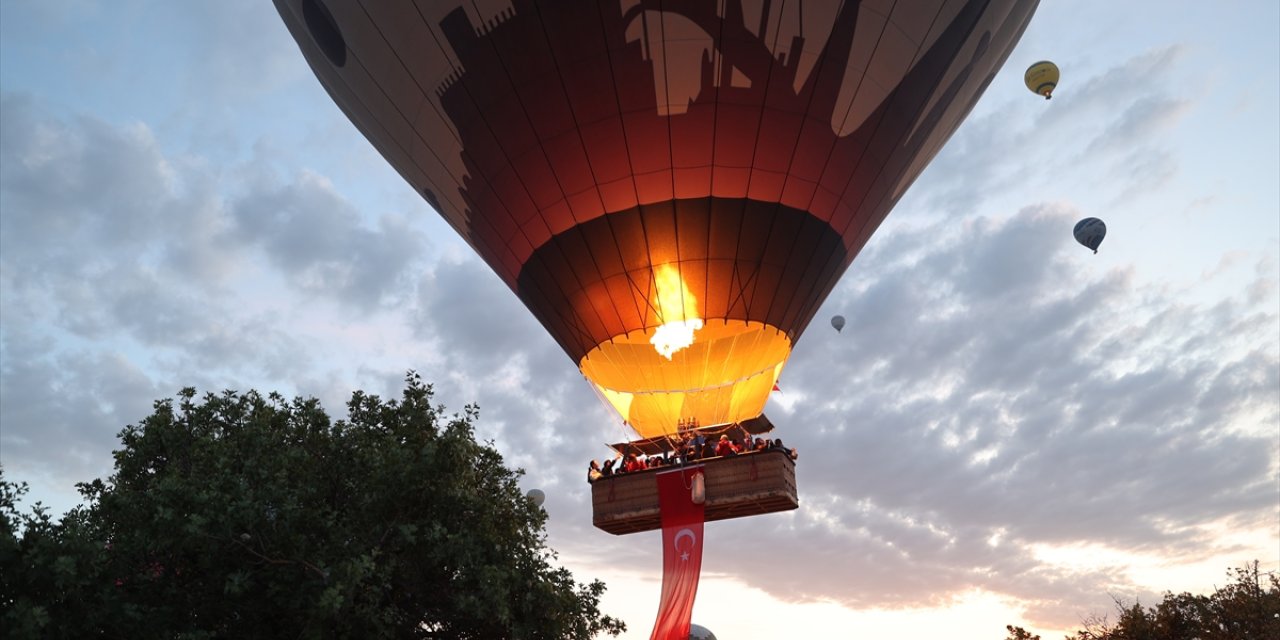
[649, 468, 706, 640]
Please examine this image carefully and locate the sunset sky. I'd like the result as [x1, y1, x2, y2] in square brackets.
[2, 1, 1277, 638]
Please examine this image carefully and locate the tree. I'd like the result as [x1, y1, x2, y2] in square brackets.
[1027, 561, 1280, 640]
[2, 372, 626, 639]
[1005, 624, 1042, 640]
[2, 470, 120, 638]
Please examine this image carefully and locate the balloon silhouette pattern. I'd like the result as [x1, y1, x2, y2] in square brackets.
[275, 0, 1041, 439]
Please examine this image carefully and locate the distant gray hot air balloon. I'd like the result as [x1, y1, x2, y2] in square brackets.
[1073, 218, 1106, 254]
[831, 315, 846, 333]
[688, 624, 716, 640]
[526, 489, 545, 507]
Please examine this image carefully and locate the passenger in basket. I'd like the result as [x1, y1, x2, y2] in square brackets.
[715, 435, 737, 457]
[588, 460, 603, 483]
[772, 438, 799, 460]
[754, 437, 768, 452]
[601, 458, 616, 476]
[624, 453, 645, 473]
[686, 436, 702, 461]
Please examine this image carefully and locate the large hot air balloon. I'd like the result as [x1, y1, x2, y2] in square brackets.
[275, 0, 1039, 442]
[274, 0, 1039, 635]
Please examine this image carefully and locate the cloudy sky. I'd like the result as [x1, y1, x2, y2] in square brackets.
[2, 1, 1277, 638]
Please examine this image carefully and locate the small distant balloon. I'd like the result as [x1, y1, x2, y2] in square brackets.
[526, 489, 545, 507]
[1073, 217, 1106, 254]
[688, 624, 716, 640]
[1024, 60, 1059, 99]
[831, 315, 846, 333]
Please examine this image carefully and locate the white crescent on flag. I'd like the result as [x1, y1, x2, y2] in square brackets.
[673, 528, 697, 561]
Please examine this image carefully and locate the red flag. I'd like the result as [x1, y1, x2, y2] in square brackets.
[649, 468, 706, 640]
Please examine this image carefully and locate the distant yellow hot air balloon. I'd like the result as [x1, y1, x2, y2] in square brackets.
[1025, 60, 1059, 99]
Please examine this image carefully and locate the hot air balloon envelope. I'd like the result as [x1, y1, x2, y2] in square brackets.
[1074, 218, 1106, 253]
[274, 0, 1041, 441]
[1025, 60, 1059, 99]
[831, 315, 846, 333]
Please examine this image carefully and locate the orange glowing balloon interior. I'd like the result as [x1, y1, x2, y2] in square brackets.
[581, 316, 791, 440]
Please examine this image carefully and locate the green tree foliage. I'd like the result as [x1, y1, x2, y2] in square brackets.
[1072, 562, 1280, 640]
[1007, 561, 1280, 640]
[3, 477, 107, 636]
[1005, 624, 1042, 640]
[1, 373, 626, 639]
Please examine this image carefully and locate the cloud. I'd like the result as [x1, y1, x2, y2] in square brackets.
[1083, 95, 1193, 157]
[406, 255, 617, 488]
[228, 169, 426, 309]
[0, 326, 161, 485]
[0, 93, 178, 263]
[0, 92, 433, 489]
[355, 200, 1273, 630]
[1, 89, 429, 317]
[912, 45, 1195, 217]
[679, 204, 1278, 626]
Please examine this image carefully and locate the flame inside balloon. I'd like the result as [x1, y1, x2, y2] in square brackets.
[650, 264, 703, 360]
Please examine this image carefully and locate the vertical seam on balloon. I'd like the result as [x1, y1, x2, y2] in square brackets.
[657, 0, 677, 214]
[430, 2, 603, 356]
[528, 0, 632, 347]
[343, 3, 478, 225]
[648, 2, 674, 337]
[786, 0, 917, 337]
[461, 0, 617, 356]
[609, 11, 660, 335]
[760, 0, 864, 333]
[791, 0, 948, 340]
[376, 3, 532, 257]
[328, 8, 486, 242]
[783, 0, 892, 333]
[836, 0, 991, 266]
[594, 5, 659, 338]
[825, 1, 941, 218]
[319, 4, 524, 299]
[349, 5, 527, 288]
[405, 5, 558, 276]
[752, 0, 851, 333]
[702, 5, 727, 333]
[721, 0, 789, 324]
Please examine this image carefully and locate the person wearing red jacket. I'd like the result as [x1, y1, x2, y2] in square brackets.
[714, 435, 736, 457]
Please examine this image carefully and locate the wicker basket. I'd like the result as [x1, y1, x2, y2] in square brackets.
[591, 449, 798, 535]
